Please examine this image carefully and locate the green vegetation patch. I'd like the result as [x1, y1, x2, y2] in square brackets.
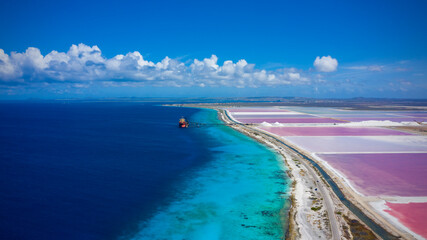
[311, 206, 322, 211]
[343, 215, 378, 240]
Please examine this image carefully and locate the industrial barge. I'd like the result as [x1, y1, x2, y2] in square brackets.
[178, 117, 189, 128]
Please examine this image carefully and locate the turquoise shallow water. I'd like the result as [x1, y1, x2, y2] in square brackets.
[129, 108, 290, 240]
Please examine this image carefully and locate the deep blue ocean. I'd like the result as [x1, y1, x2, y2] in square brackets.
[0, 102, 289, 240]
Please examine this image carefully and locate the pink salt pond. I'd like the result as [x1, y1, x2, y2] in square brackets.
[285, 136, 427, 153]
[226, 108, 289, 112]
[236, 118, 346, 124]
[385, 202, 427, 239]
[317, 153, 427, 196]
[259, 127, 411, 136]
[320, 114, 403, 118]
[234, 114, 316, 119]
[337, 117, 427, 122]
[397, 113, 427, 118]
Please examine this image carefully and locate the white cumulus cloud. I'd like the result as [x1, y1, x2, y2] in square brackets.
[0, 43, 311, 88]
[313, 55, 338, 72]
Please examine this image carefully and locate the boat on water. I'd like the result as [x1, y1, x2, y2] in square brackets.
[178, 117, 189, 128]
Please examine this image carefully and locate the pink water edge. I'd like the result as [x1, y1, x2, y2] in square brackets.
[397, 113, 427, 117]
[285, 136, 427, 152]
[317, 153, 427, 196]
[259, 127, 411, 136]
[226, 108, 289, 112]
[320, 114, 404, 118]
[234, 114, 317, 119]
[385, 202, 427, 238]
[337, 117, 427, 122]
[237, 118, 346, 123]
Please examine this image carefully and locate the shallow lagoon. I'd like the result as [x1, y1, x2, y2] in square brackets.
[285, 136, 427, 153]
[130, 109, 290, 240]
[318, 153, 427, 196]
[259, 126, 411, 136]
[238, 118, 345, 124]
[385, 202, 427, 239]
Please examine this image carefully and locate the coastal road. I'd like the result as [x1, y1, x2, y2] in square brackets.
[257, 130, 342, 240]
[294, 150, 341, 240]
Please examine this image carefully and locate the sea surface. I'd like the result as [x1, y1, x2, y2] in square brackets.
[0, 102, 289, 240]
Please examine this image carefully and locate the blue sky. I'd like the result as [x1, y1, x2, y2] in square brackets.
[0, 0, 426, 99]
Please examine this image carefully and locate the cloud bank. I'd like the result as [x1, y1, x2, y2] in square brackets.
[313, 55, 338, 72]
[0, 44, 309, 88]
[3, 45, 420, 98]
[344, 65, 383, 72]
